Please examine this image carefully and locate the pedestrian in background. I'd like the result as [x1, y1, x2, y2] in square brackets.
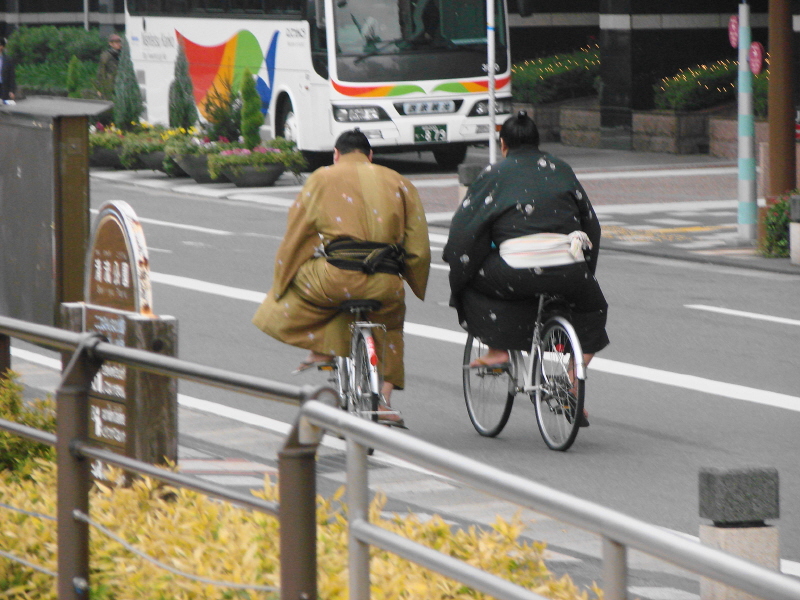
[96, 33, 122, 99]
[0, 37, 16, 102]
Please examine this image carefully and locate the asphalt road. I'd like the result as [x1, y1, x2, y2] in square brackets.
[86, 149, 800, 565]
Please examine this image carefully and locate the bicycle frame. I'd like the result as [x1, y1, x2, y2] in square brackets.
[508, 296, 587, 396]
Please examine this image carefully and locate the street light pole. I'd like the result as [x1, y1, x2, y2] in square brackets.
[487, 0, 497, 163]
[83, 0, 89, 31]
[737, 0, 757, 242]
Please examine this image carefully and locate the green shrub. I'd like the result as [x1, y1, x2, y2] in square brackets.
[113, 39, 144, 131]
[203, 79, 242, 142]
[511, 46, 600, 105]
[16, 60, 97, 95]
[0, 460, 597, 600]
[240, 68, 263, 149]
[5, 25, 104, 65]
[760, 193, 793, 258]
[0, 372, 55, 480]
[654, 59, 769, 115]
[66, 55, 82, 98]
[168, 45, 199, 130]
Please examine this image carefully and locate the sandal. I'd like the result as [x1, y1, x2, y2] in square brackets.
[377, 405, 407, 429]
[469, 356, 510, 369]
[292, 359, 334, 375]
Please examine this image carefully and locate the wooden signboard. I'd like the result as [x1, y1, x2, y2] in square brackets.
[61, 201, 177, 476]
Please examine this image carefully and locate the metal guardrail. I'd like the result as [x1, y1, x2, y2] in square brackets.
[3, 313, 800, 600]
[0, 314, 328, 600]
[297, 401, 800, 600]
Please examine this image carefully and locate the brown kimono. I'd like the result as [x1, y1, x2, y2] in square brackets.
[252, 152, 430, 389]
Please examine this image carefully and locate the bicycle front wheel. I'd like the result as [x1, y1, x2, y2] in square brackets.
[533, 318, 585, 451]
[350, 330, 379, 423]
[463, 335, 515, 437]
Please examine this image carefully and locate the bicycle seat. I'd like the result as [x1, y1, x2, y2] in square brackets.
[340, 299, 382, 313]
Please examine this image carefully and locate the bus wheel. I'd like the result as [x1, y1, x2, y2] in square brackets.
[277, 101, 299, 144]
[433, 144, 468, 170]
[302, 151, 332, 171]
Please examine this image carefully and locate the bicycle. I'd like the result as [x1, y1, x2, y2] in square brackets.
[313, 299, 387, 425]
[462, 294, 586, 451]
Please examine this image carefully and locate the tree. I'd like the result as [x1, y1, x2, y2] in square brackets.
[169, 44, 198, 130]
[240, 68, 263, 149]
[65, 55, 82, 98]
[112, 38, 143, 131]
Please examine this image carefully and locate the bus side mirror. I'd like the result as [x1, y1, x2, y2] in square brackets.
[516, 0, 533, 17]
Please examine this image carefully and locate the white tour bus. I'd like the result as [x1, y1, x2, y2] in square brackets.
[125, 0, 511, 169]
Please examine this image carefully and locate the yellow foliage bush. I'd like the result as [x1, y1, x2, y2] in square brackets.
[0, 460, 600, 600]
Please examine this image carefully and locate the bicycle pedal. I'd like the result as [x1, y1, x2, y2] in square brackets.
[317, 364, 334, 371]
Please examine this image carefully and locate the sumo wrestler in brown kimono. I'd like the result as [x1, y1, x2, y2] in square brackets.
[252, 150, 430, 396]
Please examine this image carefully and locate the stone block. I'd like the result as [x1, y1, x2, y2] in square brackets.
[790, 195, 800, 222]
[699, 467, 779, 525]
[790, 223, 800, 265]
[699, 524, 779, 600]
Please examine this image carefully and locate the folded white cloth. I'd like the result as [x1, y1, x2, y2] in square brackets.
[499, 231, 592, 269]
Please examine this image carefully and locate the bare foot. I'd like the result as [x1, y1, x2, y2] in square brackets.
[469, 348, 510, 368]
[293, 351, 334, 374]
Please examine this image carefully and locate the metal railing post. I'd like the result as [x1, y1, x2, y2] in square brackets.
[347, 438, 371, 600]
[278, 425, 318, 600]
[0, 333, 10, 377]
[602, 536, 628, 600]
[56, 333, 104, 600]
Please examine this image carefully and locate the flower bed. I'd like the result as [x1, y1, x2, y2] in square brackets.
[207, 138, 306, 183]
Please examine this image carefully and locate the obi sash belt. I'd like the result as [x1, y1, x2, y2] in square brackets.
[323, 238, 405, 275]
[499, 231, 592, 269]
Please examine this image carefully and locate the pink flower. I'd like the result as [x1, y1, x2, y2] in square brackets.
[218, 136, 230, 143]
[202, 136, 210, 143]
[96, 122, 106, 132]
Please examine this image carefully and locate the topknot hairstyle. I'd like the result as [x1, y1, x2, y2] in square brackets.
[499, 110, 540, 149]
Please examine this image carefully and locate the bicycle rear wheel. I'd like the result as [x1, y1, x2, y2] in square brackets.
[533, 317, 585, 451]
[463, 335, 515, 437]
[350, 329, 379, 423]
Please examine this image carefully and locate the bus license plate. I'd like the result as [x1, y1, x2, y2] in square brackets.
[414, 124, 447, 143]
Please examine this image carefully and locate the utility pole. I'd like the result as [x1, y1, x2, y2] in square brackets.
[767, 0, 796, 197]
[736, 1, 757, 242]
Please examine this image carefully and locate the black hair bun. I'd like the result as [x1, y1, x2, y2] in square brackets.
[517, 110, 527, 118]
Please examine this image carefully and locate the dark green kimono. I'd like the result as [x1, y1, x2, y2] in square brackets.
[442, 145, 609, 353]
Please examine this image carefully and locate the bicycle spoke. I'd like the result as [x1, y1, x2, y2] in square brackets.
[463, 335, 514, 437]
[534, 320, 584, 451]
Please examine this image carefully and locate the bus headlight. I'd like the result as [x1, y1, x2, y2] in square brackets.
[468, 98, 512, 117]
[333, 106, 390, 122]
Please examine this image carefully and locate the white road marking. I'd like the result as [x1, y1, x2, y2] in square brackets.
[686, 304, 800, 327]
[147, 271, 800, 412]
[90, 207, 232, 235]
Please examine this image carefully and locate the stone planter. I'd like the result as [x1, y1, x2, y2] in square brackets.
[222, 164, 285, 187]
[90, 147, 124, 169]
[558, 98, 601, 148]
[633, 104, 734, 154]
[137, 150, 167, 171]
[709, 115, 769, 159]
[174, 154, 229, 184]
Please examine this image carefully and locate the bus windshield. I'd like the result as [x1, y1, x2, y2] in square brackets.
[334, 0, 506, 59]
